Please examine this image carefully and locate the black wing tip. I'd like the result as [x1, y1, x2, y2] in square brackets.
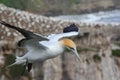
[63, 23, 79, 33]
[0, 21, 11, 27]
[0, 21, 6, 25]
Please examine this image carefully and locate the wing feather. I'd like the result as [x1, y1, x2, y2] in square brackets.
[48, 32, 79, 41]
[48, 24, 79, 41]
[0, 21, 49, 41]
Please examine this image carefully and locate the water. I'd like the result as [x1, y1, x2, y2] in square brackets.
[51, 10, 120, 24]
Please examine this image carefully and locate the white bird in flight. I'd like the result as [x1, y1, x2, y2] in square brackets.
[0, 21, 80, 72]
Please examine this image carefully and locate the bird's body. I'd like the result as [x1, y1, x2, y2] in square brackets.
[0, 21, 80, 72]
[19, 40, 64, 63]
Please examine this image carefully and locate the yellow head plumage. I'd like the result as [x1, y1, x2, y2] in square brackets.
[60, 38, 80, 60]
[60, 38, 76, 48]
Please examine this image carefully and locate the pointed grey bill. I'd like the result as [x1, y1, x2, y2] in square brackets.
[73, 49, 80, 60]
[67, 47, 80, 60]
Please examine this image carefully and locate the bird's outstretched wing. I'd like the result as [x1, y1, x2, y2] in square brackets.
[48, 32, 79, 41]
[48, 24, 79, 41]
[0, 21, 49, 41]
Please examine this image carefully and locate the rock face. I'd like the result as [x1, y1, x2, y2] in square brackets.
[0, 4, 120, 80]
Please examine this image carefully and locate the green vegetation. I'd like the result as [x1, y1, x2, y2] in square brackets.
[5, 54, 16, 66]
[27, 0, 47, 13]
[77, 47, 93, 53]
[69, 0, 81, 4]
[93, 54, 101, 63]
[112, 49, 120, 57]
[10, 65, 29, 78]
[0, 0, 29, 10]
[0, 0, 81, 15]
[2, 54, 29, 78]
[0, 0, 117, 15]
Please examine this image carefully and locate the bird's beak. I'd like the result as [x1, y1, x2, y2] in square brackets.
[73, 49, 80, 60]
[67, 47, 80, 60]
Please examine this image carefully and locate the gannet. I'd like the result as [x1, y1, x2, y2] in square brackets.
[0, 21, 80, 72]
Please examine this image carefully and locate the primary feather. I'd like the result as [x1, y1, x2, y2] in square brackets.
[0, 21, 49, 41]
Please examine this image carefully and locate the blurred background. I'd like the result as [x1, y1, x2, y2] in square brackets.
[0, 0, 120, 16]
[0, 0, 120, 80]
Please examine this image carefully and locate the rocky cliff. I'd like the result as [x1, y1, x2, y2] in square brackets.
[0, 4, 120, 80]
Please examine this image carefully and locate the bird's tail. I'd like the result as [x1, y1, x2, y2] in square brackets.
[7, 56, 26, 67]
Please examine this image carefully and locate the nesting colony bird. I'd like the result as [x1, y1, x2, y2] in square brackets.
[0, 21, 80, 72]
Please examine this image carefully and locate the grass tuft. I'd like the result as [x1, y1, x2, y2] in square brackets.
[93, 54, 101, 63]
[112, 49, 120, 57]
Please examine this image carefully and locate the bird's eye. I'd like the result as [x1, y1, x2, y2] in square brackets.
[69, 47, 74, 50]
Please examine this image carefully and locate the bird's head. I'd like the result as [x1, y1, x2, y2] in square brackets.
[60, 38, 80, 60]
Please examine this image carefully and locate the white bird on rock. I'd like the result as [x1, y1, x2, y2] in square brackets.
[0, 21, 80, 72]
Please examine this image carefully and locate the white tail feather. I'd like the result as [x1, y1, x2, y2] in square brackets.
[7, 56, 26, 68]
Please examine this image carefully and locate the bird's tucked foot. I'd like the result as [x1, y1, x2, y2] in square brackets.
[21, 59, 33, 75]
[27, 63, 32, 72]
